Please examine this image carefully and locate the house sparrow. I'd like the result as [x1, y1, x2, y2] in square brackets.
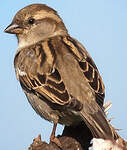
[5, 4, 117, 144]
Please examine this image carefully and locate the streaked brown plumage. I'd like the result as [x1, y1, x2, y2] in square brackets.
[5, 3, 117, 142]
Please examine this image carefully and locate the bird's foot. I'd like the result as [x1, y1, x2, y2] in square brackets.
[50, 135, 62, 148]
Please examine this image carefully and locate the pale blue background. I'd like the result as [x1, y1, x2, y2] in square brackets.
[1, 0, 127, 149]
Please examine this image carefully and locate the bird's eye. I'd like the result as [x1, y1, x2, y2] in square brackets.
[28, 18, 35, 24]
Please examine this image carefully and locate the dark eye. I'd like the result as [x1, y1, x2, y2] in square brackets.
[28, 18, 35, 24]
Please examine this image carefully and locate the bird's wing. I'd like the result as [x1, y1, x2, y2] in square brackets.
[53, 36, 114, 139]
[15, 40, 71, 106]
[16, 37, 104, 107]
[60, 36, 105, 107]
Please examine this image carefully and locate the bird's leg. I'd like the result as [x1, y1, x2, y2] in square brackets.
[50, 123, 62, 147]
[50, 123, 57, 140]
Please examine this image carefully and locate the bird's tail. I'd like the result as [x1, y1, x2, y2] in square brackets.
[80, 100, 118, 140]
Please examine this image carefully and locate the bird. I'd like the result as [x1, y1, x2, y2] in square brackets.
[4, 3, 117, 145]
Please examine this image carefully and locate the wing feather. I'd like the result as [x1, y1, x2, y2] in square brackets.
[62, 36, 105, 107]
[19, 68, 70, 105]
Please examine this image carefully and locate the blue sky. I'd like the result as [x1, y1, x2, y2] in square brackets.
[1, 0, 127, 149]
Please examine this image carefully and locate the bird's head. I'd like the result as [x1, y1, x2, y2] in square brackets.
[4, 4, 68, 49]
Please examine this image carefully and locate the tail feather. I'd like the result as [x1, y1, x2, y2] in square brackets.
[80, 100, 116, 139]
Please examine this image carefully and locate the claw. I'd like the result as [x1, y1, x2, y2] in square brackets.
[50, 136, 62, 148]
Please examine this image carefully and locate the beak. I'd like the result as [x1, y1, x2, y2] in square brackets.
[4, 23, 23, 34]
